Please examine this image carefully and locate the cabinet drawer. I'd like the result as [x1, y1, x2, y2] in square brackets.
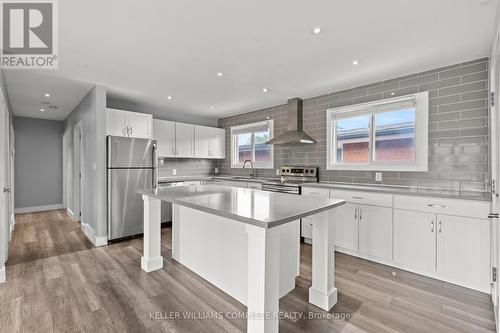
[301, 187, 330, 197]
[394, 195, 489, 219]
[332, 189, 393, 207]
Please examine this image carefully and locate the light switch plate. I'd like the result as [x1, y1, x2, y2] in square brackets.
[173, 169, 177, 176]
[92, 163, 96, 171]
[276, 169, 280, 176]
[375, 172, 382, 182]
[214, 167, 219, 174]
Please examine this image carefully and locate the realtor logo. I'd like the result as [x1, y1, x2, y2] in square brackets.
[1, 0, 58, 69]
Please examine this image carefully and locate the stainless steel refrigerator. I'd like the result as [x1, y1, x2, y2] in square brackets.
[107, 136, 157, 241]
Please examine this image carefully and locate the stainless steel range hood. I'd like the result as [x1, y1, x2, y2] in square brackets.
[266, 98, 316, 145]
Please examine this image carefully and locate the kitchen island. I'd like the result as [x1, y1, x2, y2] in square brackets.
[138, 185, 345, 333]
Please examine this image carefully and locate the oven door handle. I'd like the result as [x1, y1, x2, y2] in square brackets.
[262, 187, 299, 194]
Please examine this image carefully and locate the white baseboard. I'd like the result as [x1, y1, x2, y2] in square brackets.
[81, 222, 108, 247]
[15, 204, 63, 214]
[0, 266, 5, 283]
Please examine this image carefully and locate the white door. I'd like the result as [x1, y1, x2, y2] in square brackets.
[209, 127, 225, 158]
[394, 209, 436, 274]
[437, 215, 491, 292]
[175, 123, 194, 157]
[153, 119, 175, 157]
[0, 89, 8, 273]
[194, 126, 210, 158]
[73, 123, 83, 221]
[106, 109, 127, 137]
[126, 112, 152, 139]
[358, 205, 393, 260]
[333, 203, 358, 252]
[9, 120, 14, 235]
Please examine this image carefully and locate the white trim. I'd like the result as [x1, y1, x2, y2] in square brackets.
[326, 91, 428, 172]
[14, 204, 64, 214]
[230, 119, 274, 169]
[0, 265, 5, 283]
[81, 222, 108, 247]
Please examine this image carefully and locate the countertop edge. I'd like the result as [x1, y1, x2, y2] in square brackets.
[139, 190, 346, 229]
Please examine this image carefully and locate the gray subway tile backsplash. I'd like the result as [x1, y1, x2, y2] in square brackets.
[216, 58, 490, 191]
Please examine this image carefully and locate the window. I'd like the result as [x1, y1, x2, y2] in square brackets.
[231, 120, 274, 168]
[327, 92, 428, 171]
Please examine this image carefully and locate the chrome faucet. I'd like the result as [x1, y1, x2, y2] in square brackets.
[242, 159, 255, 178]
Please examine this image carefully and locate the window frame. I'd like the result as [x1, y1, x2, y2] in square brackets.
[326, 91, 428, 171]
[230, 119, 274, 169]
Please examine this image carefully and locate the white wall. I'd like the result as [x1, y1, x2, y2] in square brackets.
[64, 85, 107, 245]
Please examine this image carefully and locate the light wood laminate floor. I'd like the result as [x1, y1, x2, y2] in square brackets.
[0, 210, 495, 332]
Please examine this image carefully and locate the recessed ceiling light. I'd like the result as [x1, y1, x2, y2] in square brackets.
[262, 88, 269, 93]
[216, 72, 224, 77]
[40, 108, 45, 112]
[313, 27, 321, 34]
[167, 96, 173, 100]
[352, 60, 359, 65]
[44, 93, 50, 97]
[210, 105, 215, 109]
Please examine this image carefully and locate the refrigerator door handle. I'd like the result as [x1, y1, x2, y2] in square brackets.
[152, 143, 158, 189]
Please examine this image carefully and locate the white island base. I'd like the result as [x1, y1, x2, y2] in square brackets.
[141, 192, 338, 333]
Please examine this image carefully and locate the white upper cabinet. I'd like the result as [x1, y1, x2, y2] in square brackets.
[106, 108, 153, 139]
[194, 126, 225, 159]
[154, 120, 195, 158]
[175, 122, 195, 158]
[154, 119, 175, 157]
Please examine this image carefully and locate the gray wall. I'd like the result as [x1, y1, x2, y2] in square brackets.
[218, 58, 490, 192]
[158, 158, 217, 178]
[64, 85, 107, 239]
[14, 117, 64, 208]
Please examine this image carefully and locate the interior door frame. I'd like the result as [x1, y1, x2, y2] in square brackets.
[73, 122, 83, 224]
[490, 23, 500, 331]
[0, 87, 8, 280]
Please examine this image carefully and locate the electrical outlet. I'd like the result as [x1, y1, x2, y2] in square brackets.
[375, 172, 382, 182]
[173, 169, 177, 176]
[214, 167, 219, 174]
[276, 169, 280, 176]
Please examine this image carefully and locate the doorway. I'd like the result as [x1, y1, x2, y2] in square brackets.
[73, 122, 83, 223]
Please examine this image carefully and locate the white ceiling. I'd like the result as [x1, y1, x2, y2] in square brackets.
[4, 0, 499, 121]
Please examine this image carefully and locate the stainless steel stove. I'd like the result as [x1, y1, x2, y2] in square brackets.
[261, 166, 318, 195]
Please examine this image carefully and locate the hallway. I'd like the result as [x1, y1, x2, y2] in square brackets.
[6, 210, 92, 266]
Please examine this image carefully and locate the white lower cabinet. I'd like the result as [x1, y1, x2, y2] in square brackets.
[333, 203, 358, 252]
[358, 205, 393, 261]
[394, 209, 436, 274]
[437, 215, 490, 292]
[394, 208, 491, 292]
[300, 187, 491, 293]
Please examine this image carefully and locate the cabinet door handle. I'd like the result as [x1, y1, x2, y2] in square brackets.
[431, 220, 434, 232]
[130, 126, 133, 136]
[427, 204, 445, 208]
[352, 196, 363, 200]
[354, 208, 357, 220]
[438, 220, 442, 233]
[359, 208, 362, 220]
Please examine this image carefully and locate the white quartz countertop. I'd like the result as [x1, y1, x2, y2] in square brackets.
[139, 185, 345, 228]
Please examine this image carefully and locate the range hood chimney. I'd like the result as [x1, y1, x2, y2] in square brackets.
[266, 98, 316, 145]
